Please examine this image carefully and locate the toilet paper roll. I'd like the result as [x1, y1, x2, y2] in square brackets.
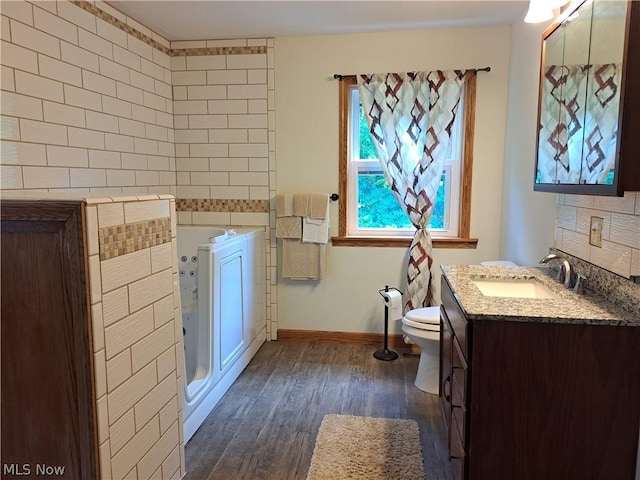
[380, 290, 403, 321]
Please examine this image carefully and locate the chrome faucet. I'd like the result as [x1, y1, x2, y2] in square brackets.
[539, 253, 573, 288]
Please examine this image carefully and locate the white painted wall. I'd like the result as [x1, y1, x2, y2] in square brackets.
[500, 20, 557, 266]
[274, 26, 512, 334]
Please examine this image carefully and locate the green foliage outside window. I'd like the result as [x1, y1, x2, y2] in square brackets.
[357, 105, 445, 230]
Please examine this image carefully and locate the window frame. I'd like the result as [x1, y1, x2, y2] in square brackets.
[333, 74, 479, 249]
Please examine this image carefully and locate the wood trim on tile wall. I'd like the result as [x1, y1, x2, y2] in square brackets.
[336, 73, 478, 249]
[277, 329, 419, 350]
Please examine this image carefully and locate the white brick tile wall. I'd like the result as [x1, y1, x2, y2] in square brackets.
[61, 41, 99, 72]
[68, 126, 105, 149]
[105, 306, 155, 360]
[38, 54, 82, 86]
[0, 40, 39, 73]
[128, 34, 153, 61]
[128, 268, 173, 312]
[208, 99, 247, 114]
[1, 0, 34, 25]
[105, 132, 134, 152]
[97, 17, 127, 48]
[1, 91, 44, 121]
[0, 165, 23, 188]
[46, 145, 88, 167]
[1, 116, 20, 141]
[137, 422, 179, 480]
[64, 84, 102, 111]
[131, 323, 174, 374]
[172, 70, 206, 86]
[106, 349, 133, 391]
[10, 19, 61, 58]
[56, 1, 96, 33]
[109, 409, 136, 455]
[89, 149, 121, 168]
[207, 70, 247, 85]
[1, 66, 16, 92]
[20, 119, 67, 145]
[70, 167, 106, 187]
[79, 28, 113, 59]
[140, 57, 165, 81]
[15, 70, 64, 102]
[121, 152, 147, 170]
[102, 286, 129, 326]
[187, 85, 226, 100]
[226, 54, 266, 69]
[186, 55, 226, 71]
[34, 7, 78, 45]
[107, 168, 136, 186]
[114, 44, 141, 71]
[1, 141, 47, 165]
[43, 102, 86, 128]
[86, 111, 119, 133]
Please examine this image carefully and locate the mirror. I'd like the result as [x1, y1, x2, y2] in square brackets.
[535, 0, 629, 192]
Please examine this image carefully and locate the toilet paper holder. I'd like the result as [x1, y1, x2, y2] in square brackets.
[374, 285, 403, 362]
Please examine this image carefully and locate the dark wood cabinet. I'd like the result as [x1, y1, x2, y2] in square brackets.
[440, 275, 640, 480]
[1, 200, 98, 480]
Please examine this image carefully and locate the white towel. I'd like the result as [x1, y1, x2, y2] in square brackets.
[302, 198, 329, 244]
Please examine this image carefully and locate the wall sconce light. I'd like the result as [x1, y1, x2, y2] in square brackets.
[524, 0, 570, 23]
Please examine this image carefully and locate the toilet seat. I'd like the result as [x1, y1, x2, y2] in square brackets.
[402, 306, 440, 331]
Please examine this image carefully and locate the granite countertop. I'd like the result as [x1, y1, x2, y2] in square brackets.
[441, 265, 640, 326]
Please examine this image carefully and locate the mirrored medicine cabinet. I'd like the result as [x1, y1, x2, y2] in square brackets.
[534, 0, 640, 196]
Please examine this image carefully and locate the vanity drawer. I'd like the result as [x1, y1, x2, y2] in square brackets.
[441, 277, 469, 359]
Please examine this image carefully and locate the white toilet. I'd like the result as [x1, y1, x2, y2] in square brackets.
[401, 306, 441, 394]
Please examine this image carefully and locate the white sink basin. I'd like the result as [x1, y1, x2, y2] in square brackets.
[472, 278, 557, 299]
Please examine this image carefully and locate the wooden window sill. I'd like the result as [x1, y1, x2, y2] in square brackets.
[331, 236, 478, 248]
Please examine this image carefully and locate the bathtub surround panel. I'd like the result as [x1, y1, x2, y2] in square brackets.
[85, 195, 185, 480]
[172, 37, 276, 339]
[0, 0, 176, 196]
[2, 0, 275, 338]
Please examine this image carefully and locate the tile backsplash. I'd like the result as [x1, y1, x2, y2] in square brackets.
[555, 192, 640, 278]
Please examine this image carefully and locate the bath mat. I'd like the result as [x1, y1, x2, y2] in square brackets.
[305, 414, 425, 480]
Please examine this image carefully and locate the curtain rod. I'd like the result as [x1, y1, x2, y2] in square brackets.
[333, 67, 491, 80]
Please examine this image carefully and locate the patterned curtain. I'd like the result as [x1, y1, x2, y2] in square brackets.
[357, 71, 466, 311]
[538, 63, 620, 184]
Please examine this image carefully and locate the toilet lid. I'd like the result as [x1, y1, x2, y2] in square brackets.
[404, 307, 440, 326]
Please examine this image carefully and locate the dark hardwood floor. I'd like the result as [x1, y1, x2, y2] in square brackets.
[184, 341, 453, 480]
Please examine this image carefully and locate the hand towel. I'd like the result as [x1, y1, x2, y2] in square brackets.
[292, 194, 311, 217]
[282, 239, 325, 280]
[309, 194, 329, 219]
[276, 194, 294, 217]
[302, 198, 330, 244]
[276, 216, 302, 239]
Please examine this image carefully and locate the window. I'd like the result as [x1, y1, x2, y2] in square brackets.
[334, 75, 478, 248]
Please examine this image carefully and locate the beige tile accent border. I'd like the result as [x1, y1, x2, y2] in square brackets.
[171, 46, 267, 56]
[72, 0, 266, 56]
[176, 198, 269, 213]
[99, 217, 172, 260]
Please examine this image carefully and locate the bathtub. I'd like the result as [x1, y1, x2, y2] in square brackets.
[177, 226, 266, 442]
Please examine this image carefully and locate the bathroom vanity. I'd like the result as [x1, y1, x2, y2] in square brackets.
[439, 265, 640, 480]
